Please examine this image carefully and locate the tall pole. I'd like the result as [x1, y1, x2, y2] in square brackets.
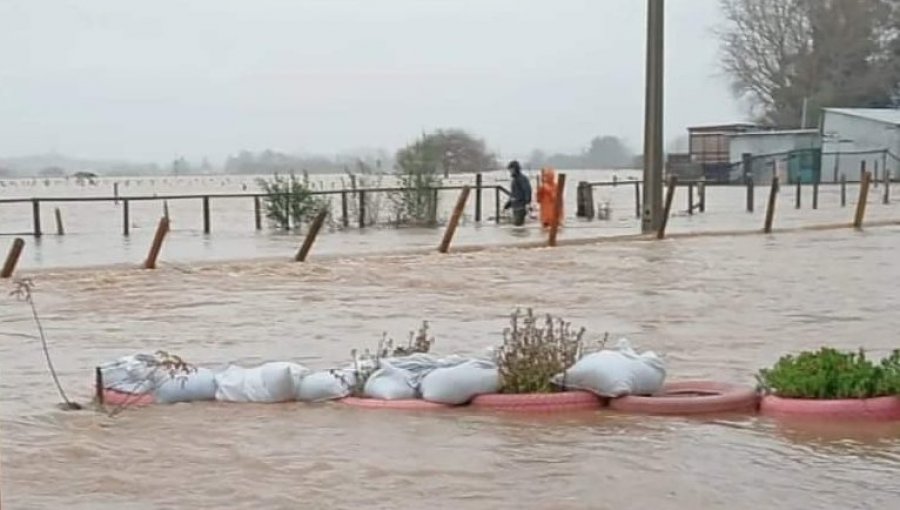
[642, 0, 664, 234]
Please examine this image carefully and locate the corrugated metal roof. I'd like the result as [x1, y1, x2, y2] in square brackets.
[824, 108, 900, 126]
[728, 129, 819, 138]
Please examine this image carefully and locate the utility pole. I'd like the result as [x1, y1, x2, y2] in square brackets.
[642, 0, 665, 233]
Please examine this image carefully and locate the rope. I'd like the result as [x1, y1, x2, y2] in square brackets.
[9, 278, 81, 410]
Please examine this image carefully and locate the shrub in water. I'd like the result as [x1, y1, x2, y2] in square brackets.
[495, 309, 585, 394]
[757, 347, 900, 399]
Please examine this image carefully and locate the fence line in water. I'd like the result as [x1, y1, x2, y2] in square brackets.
[1, 170, 894, 278]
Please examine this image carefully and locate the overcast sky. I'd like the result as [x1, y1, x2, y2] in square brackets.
[0, 0, 744, 164]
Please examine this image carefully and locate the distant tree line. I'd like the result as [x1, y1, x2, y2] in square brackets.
[528, 136, 636, 170]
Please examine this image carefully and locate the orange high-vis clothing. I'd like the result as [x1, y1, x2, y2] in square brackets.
[536, 168, 562, 227]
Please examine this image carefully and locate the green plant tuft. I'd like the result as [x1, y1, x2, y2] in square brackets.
[257, 172, 329, 230]
[757, 347, 900, 399]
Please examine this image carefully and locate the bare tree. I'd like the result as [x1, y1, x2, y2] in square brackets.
[718, 0, 900, 127]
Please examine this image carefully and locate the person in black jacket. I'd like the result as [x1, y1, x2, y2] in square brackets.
[503, 160, 532, 226]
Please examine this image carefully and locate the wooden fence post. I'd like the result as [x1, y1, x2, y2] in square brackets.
[634, 181, 641, 218]
[54, 207, 65, 235]
[144, 217, 170, 269]
[657, 175, 678, 239]
[874, 160, 880, 189]
[358, 190, 366, 228]
[884, 170, 891, 204]
[95, 366, 104, 405]
[438, 186, 471, 254]
[764, 177, 779, 234]
[698, 180, 706, 213]
[429, 189, 439, 226]
[746, 177, 755, 212]
[812, 179, 819, 210]
[548, 174, 567, 247]
[163, 200, 170, 221]
[295, 209, 329, 262]
[495, 187, 502, 224]
[853, 171, 872, 230]
[123, 199, 130, 236]
[32, 199, 42, 237]
[113, 182, 119, 205]
[202, 196, 211, 234]
[688, 183, 694, 215]
[475, 173, 483, 222]
[1, 238, 25, 279]
[254, 197, 262, 230]
[795, 178, 801, 209]
[841, 174, 847, 207]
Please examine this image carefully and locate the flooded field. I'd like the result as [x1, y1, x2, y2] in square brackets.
[1, 171, 899, 509]
[3, 170, 898, 270]
[1, 220, 899, 509]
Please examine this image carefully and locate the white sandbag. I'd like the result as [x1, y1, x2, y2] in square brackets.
[363, 366, 417, 400]
[380, 353, 468, 387]
[154, 368, 218, 404]
[420, 359, 500, 405]
[215, 362, 307, 403]
[296, 369, 355, 402]
[98, 353, 160, 394]
[553, 338, 666, 398]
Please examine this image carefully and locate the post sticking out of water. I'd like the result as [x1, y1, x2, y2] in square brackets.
[254, 197, 262, 230]
[439, 186, 471, 254]
[548, 174, 567, 247]
[494, 187, 501, 224]
[54, 207, 65, 235]
[202, 196, 211, 234]
[841, 175, 847, 207]
[295, 208, 329, 262]
[475, 173, 483, 222]
[884, 171, 890, 205]
[114, 182, 119, 205]
[657, 175, 677, 239]
[795, 178, 801, 209]
[1, 238, 25, 279]
[95, 367, 104, 406]
[874, 160, 880, 189]
[746, 177, 754, 213]
[358, 190, 366, 229]
[764, 177, 779, 234]
[32, 199, 42, 237]
[341, 191, 349, 228]
[812, 179, 819, 210]
[698, 180, 706, 213]
[123, 199, 130, 236]
[634, 181, 641, 218]
[163, 201, 170, 221]
[144, 217, 170, 269]
[688, 183, 694, 215]
[429, 189, 439, 226]
[853, 171, 872, 230]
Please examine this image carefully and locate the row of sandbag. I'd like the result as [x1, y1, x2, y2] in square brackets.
[98, 338, 667, 406]
[99, 353, 502, 405]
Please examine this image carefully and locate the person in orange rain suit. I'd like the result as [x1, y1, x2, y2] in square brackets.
[536, 167, 562, 228]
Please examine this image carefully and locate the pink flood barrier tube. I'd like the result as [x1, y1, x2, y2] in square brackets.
[470, 391, 603, 412]
[608, 381, 759, 415]
[760, 395, 900, 421]
[339, 397, 453, 410]
[102, 389, 155, 407]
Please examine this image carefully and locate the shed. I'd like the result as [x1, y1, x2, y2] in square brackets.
[728, 129, 821, 184]
[820, 108, 900, 182]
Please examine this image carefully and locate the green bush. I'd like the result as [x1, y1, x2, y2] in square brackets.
[757, 347, 900, 399]
[390, 137, 443, 226]
[496, 309, 586, 394]
[257, 172, 329, 230]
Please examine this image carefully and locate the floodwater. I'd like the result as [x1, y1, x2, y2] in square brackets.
[1, 173, 900, 509]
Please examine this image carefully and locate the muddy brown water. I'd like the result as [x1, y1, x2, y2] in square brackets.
[2, 226, 900, 509]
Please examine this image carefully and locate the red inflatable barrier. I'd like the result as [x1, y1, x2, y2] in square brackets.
[102, 389, 155, 407]
[470, 391, 603, 412]
[339, 397, 452, 410]
[609, 381, 759, 415]
[760, 395, 900, 421]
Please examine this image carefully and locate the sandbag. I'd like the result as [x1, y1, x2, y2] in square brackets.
[363, 366, 417, 400]
[98, 353, 160, 394]
[552, 338, 666, 398]
[296, 369, 355, 402]
[380, 353, 468, 387]
[420, 359, 500, 405]
[154, 368, 217, 404]
[215, 362, 308, 403]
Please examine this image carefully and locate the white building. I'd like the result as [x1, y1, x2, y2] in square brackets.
[728, 129, 821, 183]
[820, 108, 900, 182]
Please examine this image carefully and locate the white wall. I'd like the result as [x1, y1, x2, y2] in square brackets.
[729, 132, 820, 183]
[821, 112, 900, 182]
